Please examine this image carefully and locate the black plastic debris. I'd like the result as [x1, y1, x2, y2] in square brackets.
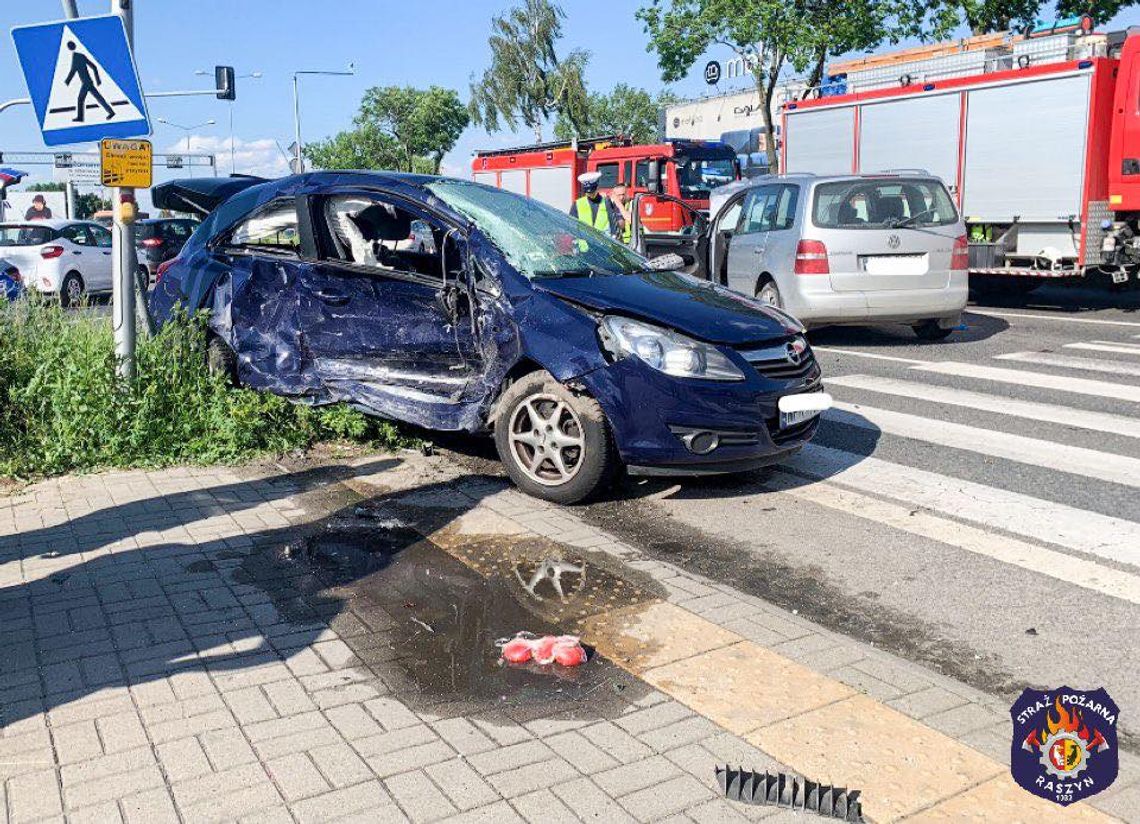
[717, 766, 864, 822]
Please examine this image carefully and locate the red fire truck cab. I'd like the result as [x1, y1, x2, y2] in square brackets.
[471, 136, 738, 234]
[780, 24, 1140, 289]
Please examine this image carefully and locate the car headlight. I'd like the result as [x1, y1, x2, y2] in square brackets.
[598, 315, 745, 381]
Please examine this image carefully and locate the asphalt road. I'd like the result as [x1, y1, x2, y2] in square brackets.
[574, 282, 1140, 747]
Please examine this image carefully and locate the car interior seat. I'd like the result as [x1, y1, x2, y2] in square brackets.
[876, 196, 906, 224]
[837, 202, 862, 226]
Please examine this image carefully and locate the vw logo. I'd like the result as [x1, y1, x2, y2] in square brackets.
[887, 234, 901, 249]
[785, 342, 802, 365]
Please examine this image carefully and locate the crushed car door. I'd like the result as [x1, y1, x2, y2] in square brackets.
[212, 196, 312, 395]
[295, 192, 484, 430]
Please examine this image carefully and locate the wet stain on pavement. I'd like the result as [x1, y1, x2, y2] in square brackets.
[236, 502, 655, 720]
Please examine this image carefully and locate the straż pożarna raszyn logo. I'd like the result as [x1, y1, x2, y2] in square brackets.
[1010, 686, 1118, 806]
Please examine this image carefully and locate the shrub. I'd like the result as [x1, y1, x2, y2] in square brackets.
[0, 299, 411, 478]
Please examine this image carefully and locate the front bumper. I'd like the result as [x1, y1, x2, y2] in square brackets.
[576, 353, 823, 473]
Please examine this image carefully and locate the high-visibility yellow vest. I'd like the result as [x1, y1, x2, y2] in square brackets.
[575, 196, 609, 234]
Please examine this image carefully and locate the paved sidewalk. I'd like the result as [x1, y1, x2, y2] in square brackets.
[1, 452, 1136, 823]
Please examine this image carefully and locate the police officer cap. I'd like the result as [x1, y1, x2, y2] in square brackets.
[578, 171, 602, 189]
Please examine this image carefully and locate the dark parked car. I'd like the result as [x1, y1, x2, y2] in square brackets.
[149, 172, 830, 503]
[135, 217, 199, 283]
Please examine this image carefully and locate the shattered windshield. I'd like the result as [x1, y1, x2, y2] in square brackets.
[427, 180, 648, 279]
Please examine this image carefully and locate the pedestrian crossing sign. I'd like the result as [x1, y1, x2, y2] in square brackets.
[11, 15, 150, 148]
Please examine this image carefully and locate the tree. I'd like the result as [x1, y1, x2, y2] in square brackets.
[305, 124, 403, 171]
[305, 86, 468, 174]
[469, 0, 590, 142]
[637, 0, 898, 171]
[553, 84, 679, 143]
[358, 86, 469, 173]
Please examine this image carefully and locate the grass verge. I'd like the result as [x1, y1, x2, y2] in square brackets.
[0, 299, 414, 479]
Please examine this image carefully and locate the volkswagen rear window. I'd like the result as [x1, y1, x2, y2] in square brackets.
[813, 179, 957, 229]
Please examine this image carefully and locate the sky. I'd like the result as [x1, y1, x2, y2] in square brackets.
[3, 0, 1140, 209]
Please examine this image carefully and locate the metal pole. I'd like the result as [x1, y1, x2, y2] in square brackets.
[111, 0, 136, 379]
[61, 0, 79, 17]
[66, 180, 76, 219]
[292, 74, 302, 173]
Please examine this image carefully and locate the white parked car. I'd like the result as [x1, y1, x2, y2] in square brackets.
[393, 219, 437, 254]
[0, 219, 115, 307]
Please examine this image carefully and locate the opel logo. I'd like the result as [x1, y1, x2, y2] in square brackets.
[887, 234, 901, 249]
[785, 342, 802, 365]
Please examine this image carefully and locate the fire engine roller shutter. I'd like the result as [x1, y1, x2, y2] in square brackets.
[963, 74, 1091, 222]
[529, 166, 573, 210]
[858, 93, 960, 186]
[785, 107, 854, 175]
[499, 169, 528, 196]
[473, 172, 498, 187]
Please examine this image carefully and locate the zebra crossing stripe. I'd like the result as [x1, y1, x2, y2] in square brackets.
[914, 361, 1140, 403]
[994, 351, 1140, 377]
[826, 402, 1140, 489]
[967, 309, 1140, 328]
[1063, 342, 1140, 356]
[783, 444, 1140, 568]
[766, 471, 1140, 605]
[825, 374, 1140, 439]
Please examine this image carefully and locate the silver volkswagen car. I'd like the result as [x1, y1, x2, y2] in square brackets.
[638, 173, 968, 340]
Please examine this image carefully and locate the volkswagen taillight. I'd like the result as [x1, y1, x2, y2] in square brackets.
[794, 239, 829, 275]
[951, 234, 969, 274]
[40, 245, 65, 259]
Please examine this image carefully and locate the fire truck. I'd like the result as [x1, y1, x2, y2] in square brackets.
[780, 21, 1140, 290]
[471, 136, 738, 233]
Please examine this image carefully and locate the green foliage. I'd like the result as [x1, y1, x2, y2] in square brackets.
[469, 0, 590, 142]
[554, 84, 679, 143]
[305, 86, 468, 174]
[358, 86, 470, 174]
[0, 300, 411, 478]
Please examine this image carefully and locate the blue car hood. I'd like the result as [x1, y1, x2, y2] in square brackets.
[532, 270, 800, 345]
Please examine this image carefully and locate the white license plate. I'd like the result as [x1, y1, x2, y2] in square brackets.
[860, 254, 927, 276]
[1112, 269, 1129, 284]
[777, 391, 833, 429]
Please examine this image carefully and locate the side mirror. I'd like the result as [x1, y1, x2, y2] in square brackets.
[647, 160, 663, 194]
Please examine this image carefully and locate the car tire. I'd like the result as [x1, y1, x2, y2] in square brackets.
[757, 278, 783, 308]
[913, 320, 954, 341]
[59, 272, 84, 308]
[493, 370, 617, 504]
[206, 334, 239, 386]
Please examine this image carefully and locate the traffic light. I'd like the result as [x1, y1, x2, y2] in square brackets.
[216, 65, 235, 101]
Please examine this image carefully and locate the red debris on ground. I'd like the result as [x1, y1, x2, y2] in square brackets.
[498, 632, 587, 667]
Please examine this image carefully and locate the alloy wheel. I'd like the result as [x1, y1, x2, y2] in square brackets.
[507, 393, 586, 486]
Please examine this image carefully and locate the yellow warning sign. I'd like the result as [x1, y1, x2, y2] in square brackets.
[100, 138, 152, 188]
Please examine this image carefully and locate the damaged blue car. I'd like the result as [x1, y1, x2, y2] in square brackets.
[149, 172, 830, 503]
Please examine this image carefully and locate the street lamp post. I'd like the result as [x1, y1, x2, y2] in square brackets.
[291, 64, 355, 173]
[156, 117, 216, 154]
[196, 69, 262, 174]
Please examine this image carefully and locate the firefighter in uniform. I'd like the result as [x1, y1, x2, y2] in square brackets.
[570, 171, 625, 241]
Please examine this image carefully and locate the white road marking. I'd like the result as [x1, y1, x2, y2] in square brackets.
[994, 350, 1140, 377]
[827, 402, 1140, 488]
[812, 346, 930, 365]
[826, 374, 1140, 438]
[783, 444, 1140, 568]
[768, 472, 1140, 606]
[968, 309, 1140, 328]
[915, 361, 1140, 403]
[1064, 342, 1140, 356]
